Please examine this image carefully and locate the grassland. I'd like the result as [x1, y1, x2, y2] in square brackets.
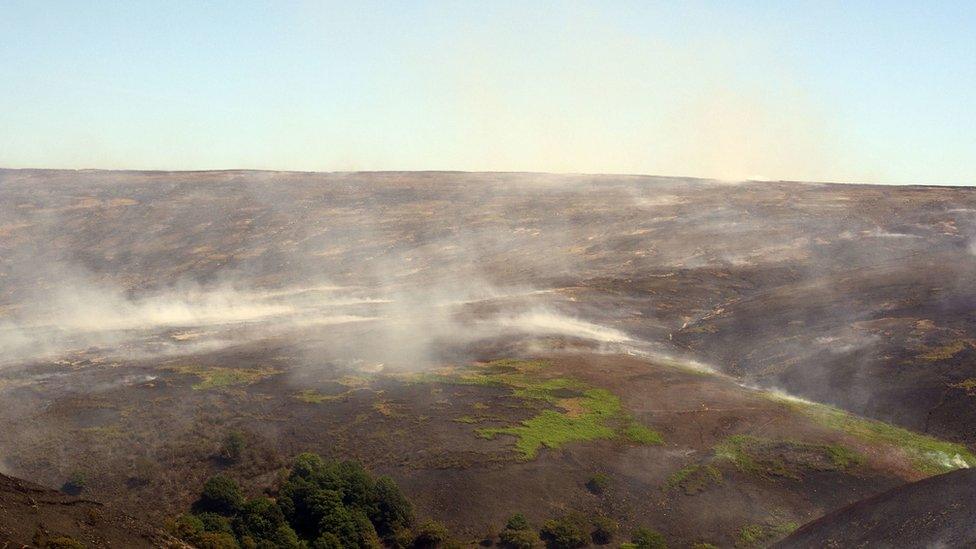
[419, 359, 663, 459]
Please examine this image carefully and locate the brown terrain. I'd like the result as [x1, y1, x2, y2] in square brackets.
[1, 169, 975, 547]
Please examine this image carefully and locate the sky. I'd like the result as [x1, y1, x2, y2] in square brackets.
[1, 1, 974, 185]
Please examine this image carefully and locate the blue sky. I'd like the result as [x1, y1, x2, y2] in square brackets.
[1, 1, 973, 184]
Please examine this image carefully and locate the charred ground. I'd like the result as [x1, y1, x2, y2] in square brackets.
[1, 170, 975, 547]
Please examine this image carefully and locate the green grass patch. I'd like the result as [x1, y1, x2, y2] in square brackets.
[715, 435, 863, 480]
[735, 522, 798, 548]
[453, 415, 479, 424]
[419, 359, 662, 459]
[166, 365, 278, 390]
[771, 395, 976, 475]
[623, 422, 664, 445]
[918, 340, 970, 361]
[294, 389, 345, 403]
[663, 464, 723, 495]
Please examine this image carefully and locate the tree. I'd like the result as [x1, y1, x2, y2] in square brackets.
[234, 497, 292, 544]
[540, 513, 589, 549]
[631, 527, 667, 549]
[371, 475, 414, 537]
[199, 475, 245, 515]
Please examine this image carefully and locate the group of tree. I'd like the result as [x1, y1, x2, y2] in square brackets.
[499, 512, 667, 549]
[170, 452, 448, 548]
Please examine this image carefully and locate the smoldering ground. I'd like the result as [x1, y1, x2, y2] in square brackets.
[2, 170, 976, 444]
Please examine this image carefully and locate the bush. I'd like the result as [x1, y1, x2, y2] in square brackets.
[45, 537, 87, 549]
[540, 512, 589, 549]
[169, 513, 205, 539]
[199, 475, 245, 515]
[632, 527, 667, 549]
[585, 473, 610, 495]
[220, 431, 246, 464]
[506, 513, 530, 531]
[62, 471, 87, 495]
[192, 531, 240, 549]
[500, 526, 539, 549]
[590, 515, 618, 545]
[198, 512, 235, 535]
[412, 519, 449, 549]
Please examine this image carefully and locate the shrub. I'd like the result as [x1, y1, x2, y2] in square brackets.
[540, 512, 589, 549]
[192, 531, 240, 549]
[506, 513, 530, 531]
[198, 512, 235, 535]
[62, 471, 87, 495]
[169, 513, 205, 539]
[585, 473, 610, 495]
[45, 537, 87, 549]
[499, 526, 538, 549]
[590, 515, 618, 545]
[199, 475, 245, 515]
[220, 431, 246, 464]
[412, 519, 450, 549]
[631, 527, 667, 549]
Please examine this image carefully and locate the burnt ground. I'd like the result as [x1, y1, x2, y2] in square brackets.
[1, 170, 976, 546]
[776, 468, 976, 548]
[0, 472, 181, 548]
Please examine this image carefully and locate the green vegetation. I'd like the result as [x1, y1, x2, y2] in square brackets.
[590, 515, 618, 545]
[197, 474, 244, 515]
[663, 464, 723, 495]
[691, 544, 718, 549]
[623, 423, 664, 444]
[918, 340, 970, 361]
[167, 364, 278, 390]
[412, 520, 450, 549]
[714, 435, 862, 480]
[62, 471, 87, 495]
[539, 512, 590, 549]
[173, 453, 442, 548]
[772, 396, 976, 474]
[586, 473, 611, 495]
[735, 522, 797, 548]
[219, 431, 245, 463]
[630, 527, 668, 549]
[499, 513, 538, 548]
[295, 389, 344, 403]
[950, 378, 976, 396]
[44, 537, 87, 549]
[424, 359, 662, 460]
